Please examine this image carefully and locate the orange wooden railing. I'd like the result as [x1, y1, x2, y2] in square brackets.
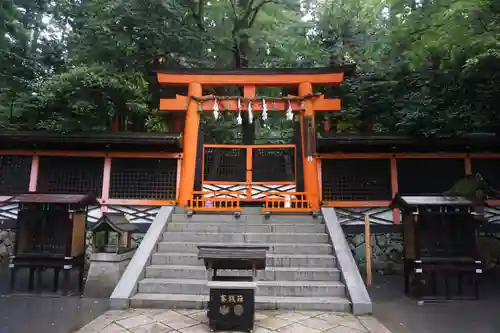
[261, 192, 312, 213]
[187, 191, 244, 212]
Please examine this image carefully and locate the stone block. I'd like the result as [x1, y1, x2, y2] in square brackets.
[84, 250, 135, 298]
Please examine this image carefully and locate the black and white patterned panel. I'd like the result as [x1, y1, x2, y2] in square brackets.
[335, 206, 394, 226]
[86, 205, 161, 225]
[0, 196, 18, 221]
[251, 184, 296, 199]
[484, 206, 500, 224]
[202, 184, 247, 198]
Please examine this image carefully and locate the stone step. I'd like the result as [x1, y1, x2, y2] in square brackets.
[162, 232, 328, 243]
[130, 293, 351, 311]
[150, 253, 336, 267]
[170, 214, 320, 224]
[156, 242, 333, 255]
[166, 223, 326, 233]
[137, 278, 346, 297]
[145, 265, 341, 281]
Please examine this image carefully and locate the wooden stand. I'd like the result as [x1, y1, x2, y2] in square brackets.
[9, 193, 97, 295]
[391, 194, 483, 301]
[198, 246, 268, 333]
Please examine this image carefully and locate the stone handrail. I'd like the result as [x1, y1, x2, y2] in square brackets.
[109, 206, 173, 309]
[322, 207, 372, 315]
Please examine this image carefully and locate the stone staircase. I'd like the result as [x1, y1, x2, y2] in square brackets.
[130, 209, 351, 311]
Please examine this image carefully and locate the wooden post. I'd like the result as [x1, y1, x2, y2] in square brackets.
[101, 157, 112, 213]
[178, 82, 202, 207]
[364, 214, 373, 286]
[464, 155, 472, 175]
[298, 82, 320, 210]
[29, 155, 39, 192]
[390, 157, 400, 224]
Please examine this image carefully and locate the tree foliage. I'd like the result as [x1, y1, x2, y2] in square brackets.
[0, 0, 499, 140]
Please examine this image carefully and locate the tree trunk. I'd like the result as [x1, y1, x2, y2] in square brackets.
[235, 0, 255, 144]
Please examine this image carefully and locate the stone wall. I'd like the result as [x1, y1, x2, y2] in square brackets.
[346, 232, 404, 275]
[0, 229, 14, 263]
[346, 231, 500, 275]
[0, 230, 145, 265]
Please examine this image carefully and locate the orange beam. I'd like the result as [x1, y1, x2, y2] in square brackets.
[159, 95, 341, 111]
[203, 181, 295, 185]
[203, 144, 296, 149]
[318, 153, 394, 159]
[244, 85, 256, 200]
[322, 201, 391, 208]
[470, 153, 500, 159]
[319, 153, 471, 159]
[157, 72, 344, 86]
[0, 150, 180, 158]
[103, 199, 177, 206]
[395, 153, 466, 159]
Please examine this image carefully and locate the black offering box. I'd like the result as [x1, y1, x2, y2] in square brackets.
[198, 246, 268, 333]
[8, 193, 97, 294]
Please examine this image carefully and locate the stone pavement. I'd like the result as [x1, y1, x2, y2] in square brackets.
[76, 309, 392, 333]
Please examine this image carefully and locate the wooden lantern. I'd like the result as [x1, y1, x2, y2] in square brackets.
[9, 193, 97, 294]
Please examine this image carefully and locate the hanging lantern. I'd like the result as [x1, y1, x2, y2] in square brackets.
[197, 102, 203, 113]
[261, 99, 268, 122]
[213, 98, 220, 120]
[285, 101, 294, 121]
[248, 100, 253, 124]
[323, 118, 330, 132]
[236, 98, 242, 125]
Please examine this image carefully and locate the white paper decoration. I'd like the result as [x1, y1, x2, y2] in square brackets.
[261, 99, 268, 122]
[285, 101, 294, 121]
[213, 98, 220, 120]
[236, 98, 242, 125]
[248, 101, 253, 124]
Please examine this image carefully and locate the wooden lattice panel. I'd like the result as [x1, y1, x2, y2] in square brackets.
[38, 156, 104, 196]
[252, 147, 295, 182]
[321, 159, 391, 201]
[203, 147, 246, 182]
[109, 158, 177, 200]
[0, 155, 31, 195]
[397, 158, 464, 195]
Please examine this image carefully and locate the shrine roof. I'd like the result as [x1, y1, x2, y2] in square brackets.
[390, 195, 473, 208]
[88, 212, 138, 233]
[7, 193, 98, 205]
[318, 133, 500, 153]
[0, 130, 182, 152]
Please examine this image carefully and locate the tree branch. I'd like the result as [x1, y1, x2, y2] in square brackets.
[248, 0, 278, 27]
[187, 0, 205, 31]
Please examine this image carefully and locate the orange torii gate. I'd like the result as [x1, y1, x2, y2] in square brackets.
[155, 67, 351, 210]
